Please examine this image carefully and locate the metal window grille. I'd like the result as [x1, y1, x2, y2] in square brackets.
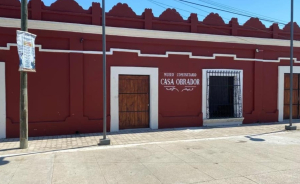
[206, 70, 242, 119]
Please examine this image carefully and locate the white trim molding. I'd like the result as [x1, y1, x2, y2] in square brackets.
[0, 62, 6, 139]
[0, 43, 299, 63]
[278, 66, 300, 121]
[1, 17, 300, 48]
[110, 67, 159, 132]
[203, 118, 244, 127]
[202, 69, 244, 126]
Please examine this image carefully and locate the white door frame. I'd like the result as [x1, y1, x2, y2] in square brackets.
[278, 66, 300, 121]
[0, 62, 6, 139]
[110, 67, 159, 132]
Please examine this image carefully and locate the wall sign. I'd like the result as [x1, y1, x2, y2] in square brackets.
[17, 30, 37, 72]
[161, 73, 200, 92]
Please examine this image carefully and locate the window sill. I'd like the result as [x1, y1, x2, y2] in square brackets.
[203, 118, 244, 127]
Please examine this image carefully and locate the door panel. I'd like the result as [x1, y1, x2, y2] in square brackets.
[284, 105, 298, 119]
[119, 75, 149, 129]
[284, 74, 300, 119]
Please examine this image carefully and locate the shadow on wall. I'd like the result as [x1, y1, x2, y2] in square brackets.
[0, 157, 9, 166]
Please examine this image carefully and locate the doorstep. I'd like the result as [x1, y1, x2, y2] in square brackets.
[203, 118, 244, 127]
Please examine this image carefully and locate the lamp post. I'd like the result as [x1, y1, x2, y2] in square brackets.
[286, 0, 297, 130]
[20, 0, 28, 149]
[99, 0, 111, 145]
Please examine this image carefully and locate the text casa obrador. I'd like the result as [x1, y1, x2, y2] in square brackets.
[160, 73, 200, 86]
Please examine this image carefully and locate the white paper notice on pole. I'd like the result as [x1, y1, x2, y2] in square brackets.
[17, 30, 37, 72]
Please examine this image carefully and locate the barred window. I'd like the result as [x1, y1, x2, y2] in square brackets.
[206, 70, 242, 119]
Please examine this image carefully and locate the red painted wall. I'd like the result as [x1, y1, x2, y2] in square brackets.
[1, 0, 300, 137]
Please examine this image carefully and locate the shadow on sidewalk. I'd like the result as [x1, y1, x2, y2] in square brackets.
[245, 136, 265, 142]
[0, 148, 21, 152]
[0, 122, 296, 160]
[0, 121, 295, 143]
[0, 157, 9, 166]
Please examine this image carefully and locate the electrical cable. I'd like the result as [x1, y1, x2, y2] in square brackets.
[146, 0, 286, 51]
[147, 0, 260, 45]
[173, 0, 290, 40]
[196, 0, 287, 24]
[176, 0, 287, 25]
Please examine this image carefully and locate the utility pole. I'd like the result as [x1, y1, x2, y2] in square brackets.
[99, 0, 110, 145]
[20, 0, 28, 148]
[286, 0, 297, 130]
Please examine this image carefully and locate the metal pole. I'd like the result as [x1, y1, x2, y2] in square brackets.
[20, 0, 28, 149]
[102, 0, 107, 140]
[286, 0, 297, 130]
[99, 0, 110, 145]
[289, 0, 294, 127]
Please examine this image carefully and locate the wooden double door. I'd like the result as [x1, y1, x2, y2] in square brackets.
[284, 73, 300, 119]
[119, 75, 150, 129]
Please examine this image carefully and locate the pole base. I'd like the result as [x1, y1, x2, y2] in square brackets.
[99, 138, 111, 146]
[285, 125, 297, 130]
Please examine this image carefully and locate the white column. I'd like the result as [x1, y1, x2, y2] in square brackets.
[0, 62, 6, 138]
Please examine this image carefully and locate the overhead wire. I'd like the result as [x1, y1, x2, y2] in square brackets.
[173, 0, 290, 40]
[146, 0, 287, 52]
[196, 0, 287, 24]
[146, 0, 261, 46]
[148, 0, 206, 17]
[176, 0, 287, 25]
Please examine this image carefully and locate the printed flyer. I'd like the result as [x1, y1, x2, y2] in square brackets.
[17, 30, 37, 72]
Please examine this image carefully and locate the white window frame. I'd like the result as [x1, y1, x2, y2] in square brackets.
[202, 69, 244, 120]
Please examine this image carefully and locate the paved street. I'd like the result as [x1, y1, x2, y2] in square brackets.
[0, 123, 292, 156]
[1, 123, 300, 184]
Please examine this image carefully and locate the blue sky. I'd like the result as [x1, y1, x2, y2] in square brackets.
[37, 0, 298, 28]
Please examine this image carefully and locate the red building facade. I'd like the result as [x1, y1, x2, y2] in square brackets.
[0, 0, 300, 138]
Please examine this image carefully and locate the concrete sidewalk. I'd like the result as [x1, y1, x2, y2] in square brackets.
[0, 124, 300, 184]
[0, 122, 298, 156]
